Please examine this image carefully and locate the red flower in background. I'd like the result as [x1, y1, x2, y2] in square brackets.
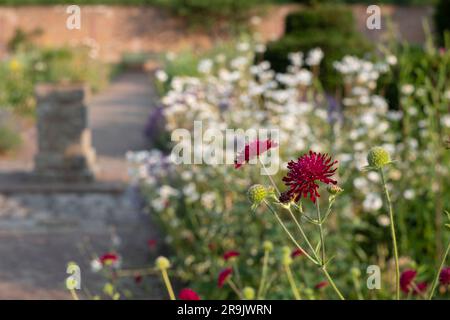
[234, 139, 278, 169]
[291, 248, 304, 258]
[400, 269, 426, 294]
[147, 239, 157, 249]
[218, 268, 233, 288]
[413, 282, 428, 295]
[179, 288, 201, 300]
[400, 269, 417, 293]
[134, 273, 143, 284]
[315, 281, 328, 289]
[223, 250, 240, 261]
[99, 253, 119, 266]
[283, 151, 338, 203]
[439, 267, 450, 285]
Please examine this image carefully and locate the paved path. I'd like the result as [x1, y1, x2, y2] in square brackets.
[0, 72, 163, 299]
[90, 71, 157, 182]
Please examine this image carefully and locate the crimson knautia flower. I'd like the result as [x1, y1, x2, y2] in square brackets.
[283, 151, 338, 203]
[179, 288, 201, 300]
[315, 281, 328, 289]
[400, 269, 417, 293]
[223, 250, 240, 261]
[99, 253, 119, 266]
[218, 267, 233, 288]
[439, 267, 450, 285]
[234, 139, 278, 169]
[291, 248, 304, 258]
[400, 269, 427, 294]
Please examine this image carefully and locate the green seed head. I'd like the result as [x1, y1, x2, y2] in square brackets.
[367, 146, 391, 169]
[247, 184, 268, 205]
[263, 240, 274, 252]
[155, 256, 171, 270]
[282, 246, 292, 266]
[243, 287, 255, 300]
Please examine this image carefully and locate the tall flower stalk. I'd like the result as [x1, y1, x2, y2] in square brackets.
[366, 146, 400, 300]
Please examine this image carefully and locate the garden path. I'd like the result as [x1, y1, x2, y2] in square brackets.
[0, 71, 164, 299]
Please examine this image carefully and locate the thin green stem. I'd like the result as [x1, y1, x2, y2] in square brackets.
[227, 279, 243, 299]
[161, 269, 176, 300]
[322, 267, 345, 300]
[259, 158, 280, 195]
[316, 201, 325, 264]
[285, 264, 302, 300]
[380, 168, 400, 300]
[257, 250, 269, 299]
[264, 201, 319, 265]
[428, 240, 450, 300]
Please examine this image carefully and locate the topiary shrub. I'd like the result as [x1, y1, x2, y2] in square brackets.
[265, 5, 372, 89]
[434, 0, 450, 46]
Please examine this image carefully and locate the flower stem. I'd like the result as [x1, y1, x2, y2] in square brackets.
[161, 269, 176, 300]
[264, 201, 319, 265]
[285, 264, 302, 300]
[316, 201, 325, 264]
[379, 168, 400, 300]
[69, 289, 80, 300]
[257, 249, 269, 299]
[428, 240, 450, 300]
[259, 158, 280, 195]
[322, 267, 345, 300]
[227, 279, 243, 299]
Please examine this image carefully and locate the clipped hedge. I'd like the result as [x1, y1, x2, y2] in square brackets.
[265, 5, 372, 89]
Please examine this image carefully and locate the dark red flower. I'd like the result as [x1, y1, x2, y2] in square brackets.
[413, 282, 428, 295]
[291, 248, 304, 258]
[134, 273, 143, 284]
[234, 139, 278, 169]
[218, 267, 233, 288]
[99, 253, 119, 266]
[400, 269, 417, 293]
[439, 267, 450, 285]
[179, 288, 201, 300]
[282, 151, 337, 203]
[223, 250, 240, 261]
[147, 239, 157, 249]
[315, 281, 328, 289]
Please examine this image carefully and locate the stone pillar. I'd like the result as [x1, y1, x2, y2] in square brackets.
[34, 84, 96, 182]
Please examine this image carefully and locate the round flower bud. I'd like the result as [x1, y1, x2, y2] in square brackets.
[282, 246, 292, 266]
[367, 146, 391, 169]
[247, 184, 268, 205]
[243, 287, 255, 300]
[351, 267, 361, 278]
[263, 240, 274, 252]
[327, 185, 343, 195]
[155, 256, 171, 270]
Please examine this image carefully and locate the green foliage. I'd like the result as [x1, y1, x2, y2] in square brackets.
[435, 0, 450, 45]
[265, 4, 372, 89]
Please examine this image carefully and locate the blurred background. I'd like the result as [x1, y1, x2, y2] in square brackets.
[0, 0, 449, 300]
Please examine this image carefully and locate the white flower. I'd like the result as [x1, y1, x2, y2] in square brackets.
[440, 114, 450, 128]
[363, 193, 383, 211]
[90, 259, 102, 272]
[198, 59, 213, 74]
[377, 215, 390, 227]
[288, 52, 303, 67]
[296, 69, 312, 86]
[201, 192, 216, 210]
[401, 84, 415, 95]
[353, 177, 368, 190]
[155, 70, 168, 82]
[305, 48, 324, 66]
[403, 189, 415, 200]
[386, 55, 397, 66]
